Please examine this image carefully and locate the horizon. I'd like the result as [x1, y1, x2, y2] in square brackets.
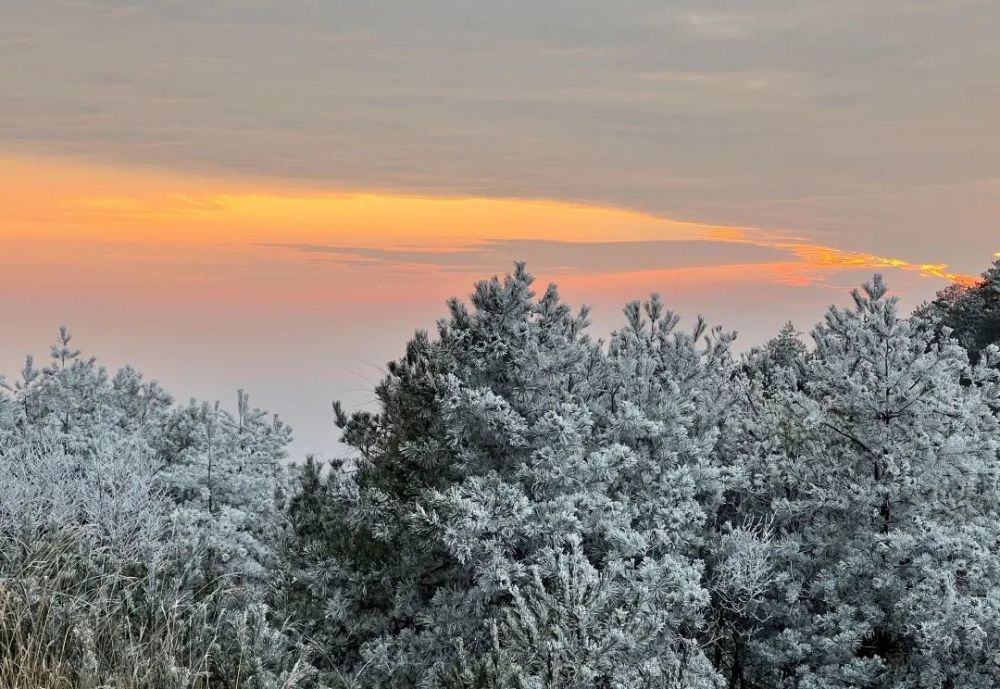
[1, 257, 989, 461]
[3, 1, 999, 459]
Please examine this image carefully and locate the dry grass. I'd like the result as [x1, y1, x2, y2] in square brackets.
[0, 528, 303, 689]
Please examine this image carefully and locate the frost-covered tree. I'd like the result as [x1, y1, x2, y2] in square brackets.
[761, 322, 807, 375]
[724, 276, 1000, 688]
[160, 389, 292, 591]
[156, 389, 300, 686]
[1, 329, 174, 550]
[291, 264, 734, 688]
[0, 330, 306, 688]
[11, 260, 1000, 689]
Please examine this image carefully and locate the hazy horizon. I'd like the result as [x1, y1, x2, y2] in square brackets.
[3, 0, 999, 459]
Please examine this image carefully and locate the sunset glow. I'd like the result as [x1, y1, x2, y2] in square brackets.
[4, 0, 1000, 460]
[8, 153, 988, 458]
[1, 155, 978, 288]
[6, 5, 1000, 682]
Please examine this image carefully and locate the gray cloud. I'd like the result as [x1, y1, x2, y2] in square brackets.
[271, 238, 792, 273]
[2, 0, 999, 269]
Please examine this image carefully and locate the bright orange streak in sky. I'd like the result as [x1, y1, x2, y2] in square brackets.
[783, 244, 982, 287]
[0, 155, 727, 248]
[0, 154, 977, 291]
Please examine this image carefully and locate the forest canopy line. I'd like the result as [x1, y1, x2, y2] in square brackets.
[2, 258, 1000, 689]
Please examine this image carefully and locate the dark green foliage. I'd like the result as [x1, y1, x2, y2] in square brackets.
[923, 259, 1000, 362]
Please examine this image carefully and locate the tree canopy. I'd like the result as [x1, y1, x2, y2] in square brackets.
[4, 260, 1000, 689]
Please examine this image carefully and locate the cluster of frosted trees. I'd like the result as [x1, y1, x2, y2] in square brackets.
[0, 329, 304, 688]
[3, 260, 1000, 688]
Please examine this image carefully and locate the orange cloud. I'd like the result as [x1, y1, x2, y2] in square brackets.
[778, 243, 979, 286]
[1, 155, 725, 248]
[0, 154, 977, 296]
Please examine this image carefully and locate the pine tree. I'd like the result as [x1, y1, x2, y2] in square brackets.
[924, 258, 1000, 362]
[11, 260, 1000, 689]
[725, 276, 1000, 688]
[160, 390, 292, 591]
[0, 330, 306, 688]
[291, 265, 733, 688]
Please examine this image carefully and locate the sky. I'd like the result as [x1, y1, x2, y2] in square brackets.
[2, 0, 999, 459]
